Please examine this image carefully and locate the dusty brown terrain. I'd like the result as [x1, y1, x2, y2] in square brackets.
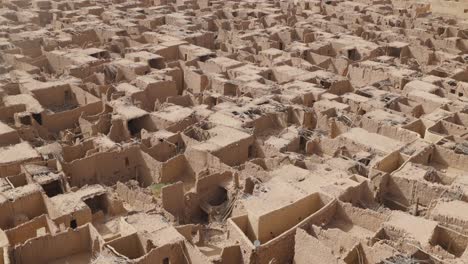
[0, 0, 466, 263]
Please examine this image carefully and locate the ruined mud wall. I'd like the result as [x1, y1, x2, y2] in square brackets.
[115, 182, 155, 211]
[0, 105, 25, 123]
[255, 193, 323, 243]
[107, 233, 145, 260]
[12, 225, 94, 264]
[133, 242, 187, 264]
[41, 101, 102, 133]
[374, 151, 406, 173]
[0, 192, 47, 230]
[430, 0, 468, 18]
[433, 146, 468, 171]
[63, 146, 146, 187]
[185, 148, 233, 174]
[141, 140, 178, 162]
[62, 140, 96, 162]
[159, 154, 192, 183]
[5, 214, 52, 245]
[137, 150, 163, 186]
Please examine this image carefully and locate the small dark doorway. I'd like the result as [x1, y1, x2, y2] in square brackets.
[127, 119, 141, 136]
[19, 115, 31, 125]
[70, 219, 77, 229]
[83, 194, 107, 214]
[32, 113, 42, 125]
[248, 145, 255, 158]
[42, 180, 63, 197]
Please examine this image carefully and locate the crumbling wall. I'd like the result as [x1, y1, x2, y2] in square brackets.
[63, 146, 148, 187]
[162, 181, 184, 220]
[0, 191, 48, 230]
[12, 224, 102, 264]
[211, 136, 254, 166]
[143, 79, 178, 108]
[141, 138, 180, 163]
[432, 145, 468, 171]
[372, 125, 420, 144]
[137, 150, 163, 186]
[387, 173, 448, 208]
[0, 127, 20, 147]
[337, 203, 388, 232]
[107, 233, 145, 259]
[40, 101, 102, 133]
[402, 119, 427, 138]
[374, 151, 406, 174]
[51, 207, 92, 230]
[159, 154, 193, 184]
[71, 29, 100, 46]
[226, 216, 256, 263]
[79, 113, 112, 137]
[0, 105, 26, 124]
[196, 171, 232, 199]
[133, 242, 187, 264]
[62, 140, 95, 162]
[429, 0, 468, 19]
[0, 160, 42, 178]
[408, 144, 434, 165]
[252, 199, 337, 264]
[254, 193, 324, 243]
[184, 148, 233, 175]
[228, 197, 337, 264]
[5, 214, 54, 245]
[337, 180, 376, 207]
[115, 182, 155, 211]
[253, 112, 289, 136]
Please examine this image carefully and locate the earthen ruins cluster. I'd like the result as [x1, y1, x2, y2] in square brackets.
[0, 0, 467, 263]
